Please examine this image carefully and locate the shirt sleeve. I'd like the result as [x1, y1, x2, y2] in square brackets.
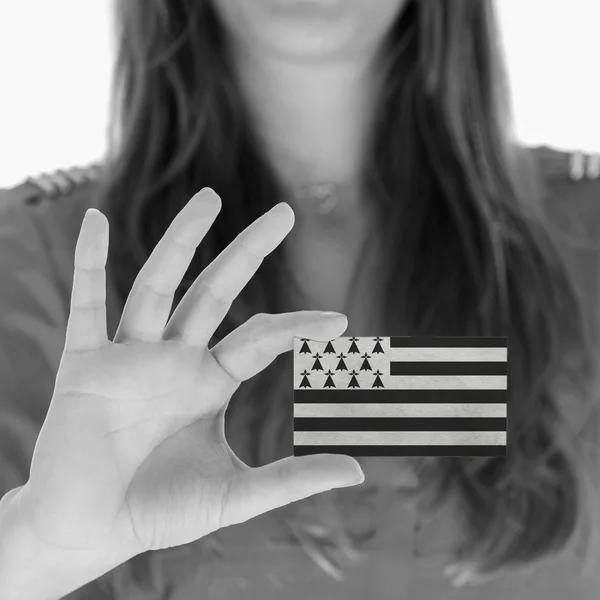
[0, 195, 70, 498]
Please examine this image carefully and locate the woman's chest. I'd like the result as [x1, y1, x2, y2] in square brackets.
[283, 215, 384, 334]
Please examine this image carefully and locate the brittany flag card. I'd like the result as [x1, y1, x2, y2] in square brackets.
[293, 336, 508, 457]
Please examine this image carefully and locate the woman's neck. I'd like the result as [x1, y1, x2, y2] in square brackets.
[231, 50, 380, 205]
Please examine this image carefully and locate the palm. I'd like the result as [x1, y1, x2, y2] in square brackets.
[55, 340, 239, 465]
[121, 409, 240, 552]
[31, 340, 242, 554]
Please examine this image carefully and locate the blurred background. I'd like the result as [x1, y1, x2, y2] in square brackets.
[0, 0, 599, 188]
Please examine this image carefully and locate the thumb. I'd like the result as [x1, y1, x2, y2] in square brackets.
[221, 454, 365, 528]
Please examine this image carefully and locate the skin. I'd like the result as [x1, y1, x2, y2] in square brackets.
[210, 0, 407, 64]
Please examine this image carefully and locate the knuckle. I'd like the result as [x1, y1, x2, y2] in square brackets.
[74, 264, 104, 273]
[121, 325, 160, 343]
[165, 226, 197, 251]
[72, 300, 105, 311]
[137, 279, 173, 298]
[239, 240, 263, 262]
[199, 280, 231, 307]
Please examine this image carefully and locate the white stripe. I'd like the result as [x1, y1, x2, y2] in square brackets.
[294, 403, 507, 418]
[382, 375, 506, 390]
[293, 375, 508, 390]
[294, 431, 506, 446]
[385, 347, 507, 361]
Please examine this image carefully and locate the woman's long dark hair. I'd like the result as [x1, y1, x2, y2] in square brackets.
[94, 0, 599, 595]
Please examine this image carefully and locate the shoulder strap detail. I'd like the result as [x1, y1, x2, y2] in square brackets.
[24, 164, 103, 199]
[533, 145, 600, 182]
[568, 151, 600, 181]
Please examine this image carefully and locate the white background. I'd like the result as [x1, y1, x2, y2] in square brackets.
[0, 0, 599, 188]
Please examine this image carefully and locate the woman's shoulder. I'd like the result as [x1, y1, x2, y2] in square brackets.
[0, 164, 105, 296]
[529, 144, 600, 235]
[528, 144, 600, 319]
[0, 164, 103, 240]
[530, 144, 600, 189]
[0, 165, 107, 402]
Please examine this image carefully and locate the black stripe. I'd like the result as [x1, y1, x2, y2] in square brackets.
[390, 362, 507, 376]
[293, 445, 507, 457]
[293, 417, 506, 431]
[390, 337, 507, 348]
[293, 389, 507, 403]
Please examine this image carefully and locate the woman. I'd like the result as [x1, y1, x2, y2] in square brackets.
[0, 0, 599, 598]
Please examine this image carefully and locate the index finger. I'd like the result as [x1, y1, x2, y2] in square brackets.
[64, 209, 110, 353]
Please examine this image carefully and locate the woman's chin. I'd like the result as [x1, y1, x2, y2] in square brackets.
[250, 18, 357, 63]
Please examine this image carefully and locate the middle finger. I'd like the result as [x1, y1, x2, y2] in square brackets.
[163, 202, 295, 348]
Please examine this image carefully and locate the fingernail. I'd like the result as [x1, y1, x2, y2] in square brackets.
[194, 188, 220, 207]
[320, 311, 346, 319]
[272, 202, 294, 218]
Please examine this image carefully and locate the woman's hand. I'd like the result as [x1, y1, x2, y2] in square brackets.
[16, 188, 363, 566]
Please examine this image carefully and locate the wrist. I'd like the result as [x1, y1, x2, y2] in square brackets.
[0, 485, 124, 600]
